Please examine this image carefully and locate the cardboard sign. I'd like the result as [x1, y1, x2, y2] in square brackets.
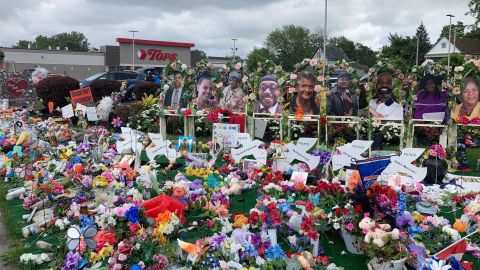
[382, 148, 427, 183]
[85, 107, 99, 121]
[61, 104, 75, 118]
[70, 87, 94, 108]
[145, 133, 177, 161]
[332, 140, 373, 171]
[284, 138, 320, 170]
[212, 123, 240, 149]
[254, 119, 268, 139]
[231, 133, 267, 164]
[5, 77, 28, 98]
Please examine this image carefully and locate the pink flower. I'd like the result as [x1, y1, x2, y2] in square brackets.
[314, 85, 322, 93]
[317, 75, 325, 82]
[288, 87, 297, 93]
[242, 75, 248, 83]
[399, 231, 408, 238]
[112, 263, 123, 270]
[118, 253, 128, 262]
[364, 213, 370, 218]
[111, 117, 122, 128]
[345, 223, 354, 231]
[290, 74, 298, 80]
[309, 59, 318, 66]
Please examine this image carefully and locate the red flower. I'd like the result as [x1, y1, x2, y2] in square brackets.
[307, 229, 318, 240]
[306, 201, 315, 211]
[184, 109, 191, 116]
[320, 116, 327, 126]
[342, 207, 348, 215]
[334, 208, 341, 217]
[260, 212, 267, 223]
[354, 205, 362, 213]
[249, 211, 259, 225]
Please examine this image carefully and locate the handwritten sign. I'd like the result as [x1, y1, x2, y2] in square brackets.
[284, 138, 320, 170]
[70, 87, 94, 108]
[332, 140, 373, 171]
[382, 148, 427, 183]
[61, 104, 74, 118]
[85, 107, 99, 121]
[145, 133, 177, 161]
[231, 133, 267, 164]
[212, 123, 240, 149]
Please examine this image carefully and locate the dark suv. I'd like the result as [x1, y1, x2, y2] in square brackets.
[80, 71, 143, 100]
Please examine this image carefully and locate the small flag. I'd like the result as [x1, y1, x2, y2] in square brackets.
[435, 239, 467, 261]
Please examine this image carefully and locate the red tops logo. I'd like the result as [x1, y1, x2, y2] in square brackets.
[137, 49, 177, 61]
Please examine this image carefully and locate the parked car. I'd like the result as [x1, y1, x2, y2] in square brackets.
[80, 71, 144, 100]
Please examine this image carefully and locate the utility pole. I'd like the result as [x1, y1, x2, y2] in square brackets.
[129, 30, 138, 70]
[231, 38, 238, 60]
[446, 14, 455, 76]
[322, 0, 328, 86]
[416, 35, 419, 66]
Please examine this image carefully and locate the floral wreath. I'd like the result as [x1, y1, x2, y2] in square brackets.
[452, 59, 480, 124]
[160, 59, 196, 111]
[246, 59, 288, 115]
[367, 58, 410, 107]
[286, 58, 328, 117]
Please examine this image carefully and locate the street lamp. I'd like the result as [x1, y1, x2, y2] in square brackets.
[446, 14, 455, 76]
[129, 30, 138, 70]
[322, 0, 328, 86]
[231, 38, 238, 60]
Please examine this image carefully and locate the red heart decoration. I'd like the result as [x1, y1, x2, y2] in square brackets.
[5, 77, 29, 98]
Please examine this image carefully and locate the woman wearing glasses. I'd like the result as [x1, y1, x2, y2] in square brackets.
[253, 74, 282, 114]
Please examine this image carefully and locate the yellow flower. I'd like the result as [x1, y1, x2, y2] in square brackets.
[413, 213, 425, 223]
[93, 176, 108, 187]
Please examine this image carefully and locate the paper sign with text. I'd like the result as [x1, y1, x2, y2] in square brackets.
[332, 140, 373, 171]
[61, 104, 74, 118]
[70, 87, 94, 108]
[284, 138, 320, 170]
[231, 133, 267, 164]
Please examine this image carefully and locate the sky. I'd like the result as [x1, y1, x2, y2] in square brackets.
[0, 0, 475, 58]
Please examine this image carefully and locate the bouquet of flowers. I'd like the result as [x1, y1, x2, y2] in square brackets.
[427, 144, 447, 159]
[409, 215, 459, 255]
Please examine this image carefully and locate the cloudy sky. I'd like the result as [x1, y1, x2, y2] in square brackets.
[0, 0, 475, 57]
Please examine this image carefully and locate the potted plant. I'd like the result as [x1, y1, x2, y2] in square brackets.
[422, 144, 448, 184]
[337, 202, 365, 254]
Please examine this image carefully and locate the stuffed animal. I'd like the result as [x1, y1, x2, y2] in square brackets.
[225, 175, 244, 195]
[358, 217, 400, 247]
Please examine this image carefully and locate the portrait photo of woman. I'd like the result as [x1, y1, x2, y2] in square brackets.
[453, 77, 480, 120]
[290, 71, 320, 115]
[413, 74, 448, 122]
[195, 70, 217, 111]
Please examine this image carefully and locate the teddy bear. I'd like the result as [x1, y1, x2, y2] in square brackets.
[358, 217, 400, 247]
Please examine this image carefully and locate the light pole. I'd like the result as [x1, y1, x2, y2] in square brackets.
[322, 0, 328, 86]
[129, 30, 138, 70]
[446, 14, 454, 76]
[231, 38, 238, 60]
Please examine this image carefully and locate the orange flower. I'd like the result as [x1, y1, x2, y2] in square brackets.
[453, 219, 468, 233]
[294, 107, 304, 121]
[156, 210, 171, 225]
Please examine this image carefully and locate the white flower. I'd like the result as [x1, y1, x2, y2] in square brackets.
[454, 66, 464, 73]
[290, 73, 298, 80]
[309, 59, 318, 66]
[333, 223, 340, 230]
[181, 64, 187, 70]
[163, 84, 169, 91]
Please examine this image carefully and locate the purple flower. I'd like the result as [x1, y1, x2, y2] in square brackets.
[62, 251, 81, 270]
[209, 233, 228, 249]
[189, 179, 203, 190]
[396, 214, 414, 228]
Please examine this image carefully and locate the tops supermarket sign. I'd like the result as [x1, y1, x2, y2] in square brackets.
[117, 37, 194, 66]
[137, 49, 177, 61]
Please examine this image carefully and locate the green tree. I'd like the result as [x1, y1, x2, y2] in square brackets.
[246, 47, 273, 72]
[414, 22, 432, 64]
[354, 43, 377, 67]
[439, 21, 466, 40]
[12, 31, 90, 51]
[439, 52, 465, 67]
[264, 25, 321, 71]
[380, 33, 416, 65]
[329, 36, 356, 59]
[467, 0, 480, 28]
[465, 27, 480, 39]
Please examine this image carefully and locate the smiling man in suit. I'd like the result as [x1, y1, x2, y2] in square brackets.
[164, 71, 187, 110]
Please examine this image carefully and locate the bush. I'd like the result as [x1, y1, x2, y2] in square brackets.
[89, 79, 121, 100]
[133, 81, 159, 100]
[36, 75, 79, 108]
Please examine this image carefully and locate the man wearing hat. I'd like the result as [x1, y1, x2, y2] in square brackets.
[254, 75, 282, 114]
[326, 71, 359, 116]
[369, 72, 403, 120]
[220, 71, 245, 113]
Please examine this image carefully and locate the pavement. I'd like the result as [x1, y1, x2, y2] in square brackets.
[0, 211, 17, 270]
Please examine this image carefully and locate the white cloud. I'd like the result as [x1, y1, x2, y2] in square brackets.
[0, 0, 475, 57]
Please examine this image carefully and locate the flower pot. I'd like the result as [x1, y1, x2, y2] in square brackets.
[422, 157, 448, 184]
[340, 228, 364, 254]
[368, 257, 406, 270]
[268, 228, 277, 245]
[311, 237, 320, 257]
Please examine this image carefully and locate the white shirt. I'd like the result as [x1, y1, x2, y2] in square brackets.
[369, 99, 403, 120]
[259, 102, 279, 114]
[171, 88, 183, 107]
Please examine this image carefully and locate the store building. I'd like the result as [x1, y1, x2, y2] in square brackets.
[1, 37, 196, 80]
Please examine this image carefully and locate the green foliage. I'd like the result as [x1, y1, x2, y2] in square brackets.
[361, 235, 408, 261]
[246, 47, 273, 72]
[439, 21, 466, 40]
[414, 22, 432, 64]
[36, 75, 80, 108]
[381, 34, 416, 66]
[467, 0, 480, 28]
[329, 36, 377, 67]
[89, 79, 121, 100]
[264, 25, 321, 71]
[13, 31, 90, 51]
[439, 52, 465, 67]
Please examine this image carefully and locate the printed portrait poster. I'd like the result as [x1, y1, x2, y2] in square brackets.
[413, 75, 448, 122]
[453, 79, 480, 124]
[254, 80, 282, 115]
[289, 74, 320, 115]
[195, 71, 216, 111]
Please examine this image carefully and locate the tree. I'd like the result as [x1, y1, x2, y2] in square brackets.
[467, 0, 480, 28]
[12, 31, 90, 51]
[264, 25, 321, 71]
[329, 36, 356, 59]
[380, 33, 416, 65]
[439, 52, 465, 68]
[439, 22, 466, 40]
[414, 22, 432, 64]
[329, 36, 377, 66]
[246, 47, 273, 72]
